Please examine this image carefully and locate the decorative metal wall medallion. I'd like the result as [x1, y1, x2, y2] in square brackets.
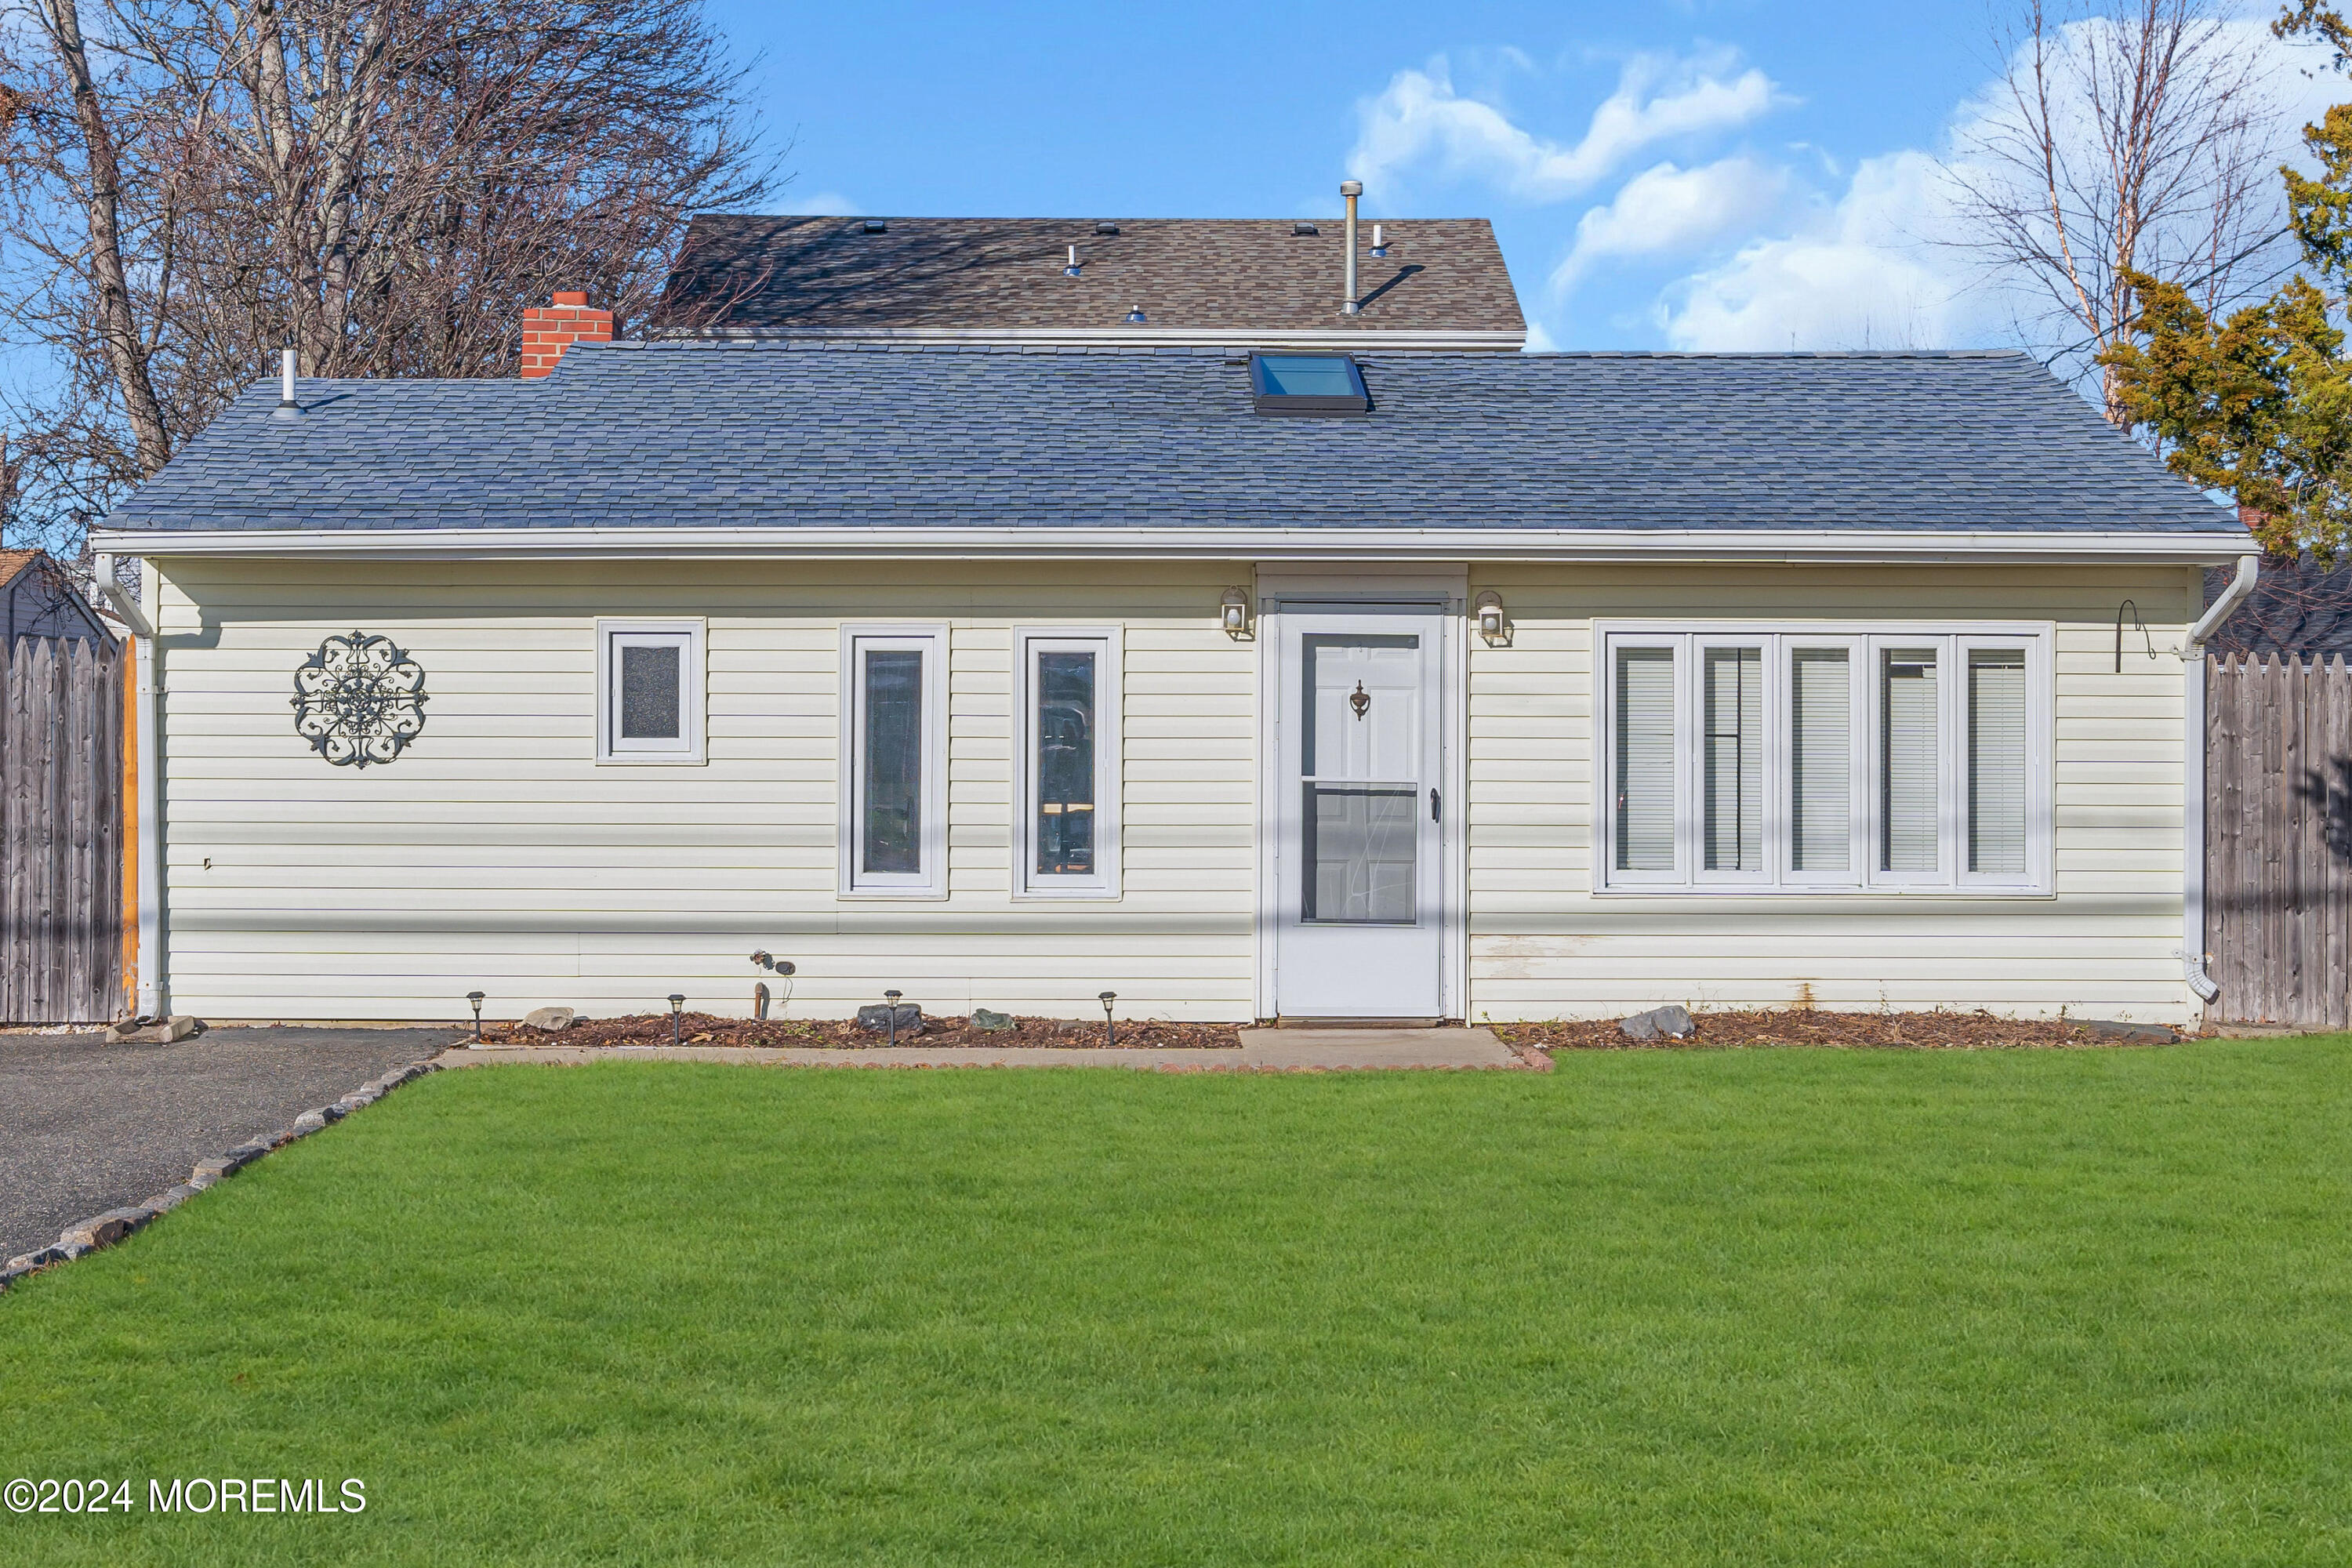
[292, 631, 427, 767]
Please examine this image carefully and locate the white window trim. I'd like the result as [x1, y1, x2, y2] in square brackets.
[838, 623, 949, 899]
[1593, 620, 2053, 897]
[594, 618, 706, 765]
[1011, 626, 1123, 899]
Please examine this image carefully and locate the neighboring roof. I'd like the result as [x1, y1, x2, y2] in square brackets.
[0, 548, 115, 644]
[654, 216, 1526, 347]
[100, 345, 2236, 543]
[2205, 557, 2352, 659]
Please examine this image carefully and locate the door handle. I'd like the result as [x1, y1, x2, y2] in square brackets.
[1429, 787, 1439, 822]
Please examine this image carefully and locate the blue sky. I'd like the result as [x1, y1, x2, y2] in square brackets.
[702, 0, 2339, 354]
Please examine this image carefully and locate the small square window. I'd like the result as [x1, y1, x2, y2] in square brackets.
[597, 620, 704, 764]
[1249, 354, 1370, 415]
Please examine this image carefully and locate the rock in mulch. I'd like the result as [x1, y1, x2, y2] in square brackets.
[856, 1003, 924, 1034]
[1501, 1008, 2195, 1052]
[971, 1008, 1018, 1033]
[1619, 1004, 1694, 1041]
[522, 1006, 576, 1032]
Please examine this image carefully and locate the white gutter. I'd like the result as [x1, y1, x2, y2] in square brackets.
[89, 524, 2259, 566]
[91, 554, 163, 1018]
[2180, 552, 2261, 1006]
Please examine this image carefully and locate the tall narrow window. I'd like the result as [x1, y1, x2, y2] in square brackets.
[861, 652, 924, 875]
[1015, 628, 1121, 897]
[1968, 648, 2028, 876]
[1613, 646, 1678, 873]
[596, 620, 704, 764]
[842, 626, 947, 896]
[1789, 648, 1851, 872]
[1701, 646, 1763, 873]
[1036, 652, 1095, 874]
[1880, 648, 1940, 873]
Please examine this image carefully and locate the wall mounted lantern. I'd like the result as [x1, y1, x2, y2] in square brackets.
[1475, 590, 1508, 646]
[1221, 587, 1253, 640]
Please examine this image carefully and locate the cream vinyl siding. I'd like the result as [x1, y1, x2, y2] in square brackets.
[151, 559, 1257, 1022]
[154, 554, 2200, 1025]
[1465, 562, 2201, 1025]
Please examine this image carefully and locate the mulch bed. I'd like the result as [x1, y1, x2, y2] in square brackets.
[1493, 1010, 2183, 1051]
[479, 1012, 1241, 1051]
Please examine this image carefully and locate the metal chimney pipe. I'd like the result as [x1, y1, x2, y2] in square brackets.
[273, 343, 301, 419]
[1340, 181, 1362, 315]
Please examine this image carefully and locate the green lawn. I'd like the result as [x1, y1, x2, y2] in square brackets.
[5, 1043, 2352, 1565]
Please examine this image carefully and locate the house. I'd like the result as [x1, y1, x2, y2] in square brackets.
[84, 212, 2255, 1028]
[0, 550, 115, 644]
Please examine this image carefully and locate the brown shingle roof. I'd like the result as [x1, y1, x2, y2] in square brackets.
[655, 216, 1525, 346]
[0, 550, 39, 588]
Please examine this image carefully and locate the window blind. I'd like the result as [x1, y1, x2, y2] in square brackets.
[1614, 647, 1676, 872]
[1968, 648, 2027, 875]
[1789, 648, 1850, 871]
[1880, 648, 1939, 872]
[1702, 646, 1762, 871]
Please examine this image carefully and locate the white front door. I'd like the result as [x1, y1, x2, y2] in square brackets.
[1271, 605, 1446, 1019]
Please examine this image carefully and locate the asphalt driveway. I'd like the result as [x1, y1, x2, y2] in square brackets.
[0, 1026, 457, 1261]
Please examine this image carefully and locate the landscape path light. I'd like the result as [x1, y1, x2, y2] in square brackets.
[1100, 991, 1118, 1049]
[668, 993, 685, 1047]
[466, 991, 484, 1044]
[884, 989, 904, 1047]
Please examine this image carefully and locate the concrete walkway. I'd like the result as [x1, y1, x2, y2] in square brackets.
[445, 1027, 1524, 1073]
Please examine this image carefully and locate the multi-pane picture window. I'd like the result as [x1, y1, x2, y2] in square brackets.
[1599, 627, 2048, 893]
[840, 626, 948, 896]
[596, 620, 703, 764]
[1014, 629, 1121, 897]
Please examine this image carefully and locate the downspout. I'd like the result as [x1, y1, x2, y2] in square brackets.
[92, 553, 162, 1016]
[2180, 553, 2259, 1005]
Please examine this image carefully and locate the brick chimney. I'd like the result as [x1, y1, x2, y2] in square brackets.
[520, 291, 613, 379]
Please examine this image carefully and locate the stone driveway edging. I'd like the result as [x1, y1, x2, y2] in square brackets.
[0, 1055, 448, 1293]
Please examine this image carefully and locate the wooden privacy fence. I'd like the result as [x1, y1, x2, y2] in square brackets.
[2205, 653, 2352, 1031]
[0, 637, 123, 1023]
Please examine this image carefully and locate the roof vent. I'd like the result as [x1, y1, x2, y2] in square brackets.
[1370, 223, 1388, 259]
[1065, 245, 1082, 278]
[860, 219, 887, 234]
[1292, 222, 1319, 236]
[1093, 222, 1120, 235]
[1126, 305, 1147, 324]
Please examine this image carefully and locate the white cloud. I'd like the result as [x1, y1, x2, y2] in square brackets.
[1661, 151, 1972, 350]
[1348, 49, 1787, 204]
[1551, 155, 1791, 294]
[1660, 18, 2345, 352]
[1522, 318, 1561, 353]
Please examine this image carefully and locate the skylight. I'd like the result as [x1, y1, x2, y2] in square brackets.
[1249, 354, 1370, 416]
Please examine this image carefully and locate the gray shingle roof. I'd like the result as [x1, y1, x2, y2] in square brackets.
[101, 343, 2234, 536]
[656, 215, 1526, 338]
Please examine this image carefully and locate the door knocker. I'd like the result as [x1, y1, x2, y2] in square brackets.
[1349, 681, 1370, 720]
